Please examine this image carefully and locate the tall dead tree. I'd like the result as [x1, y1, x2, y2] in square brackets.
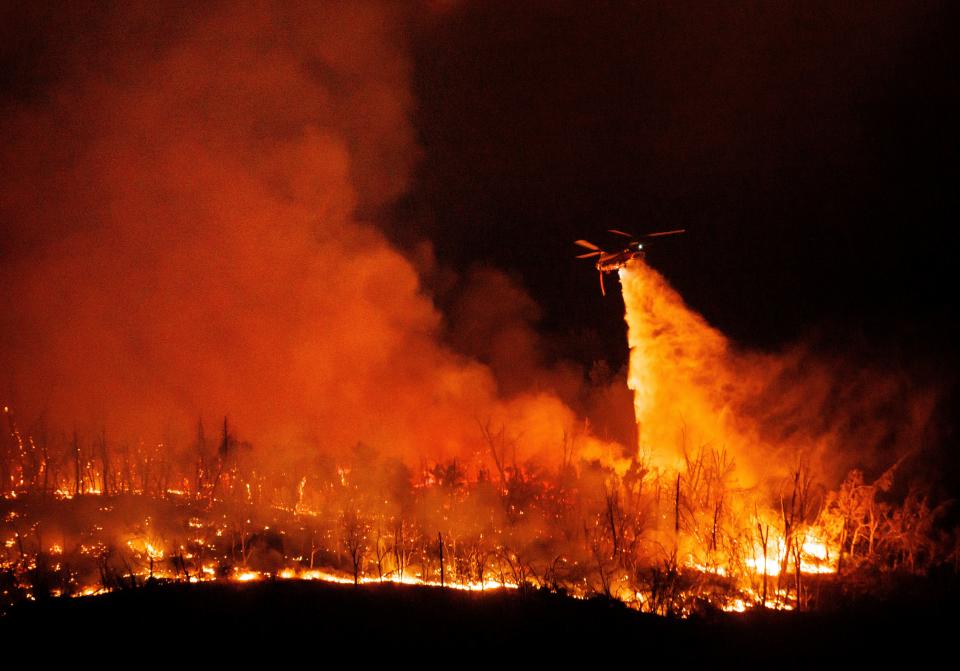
[0, 409, 11, 494]
[209, 416, 232, 505]
[756, 509, 770, 608]
[193, 418, 207, 501]
[674, 474, 681, 534]
[72, 430, 82, 496]
[438, 531, 445, 588]
[97, 430, 109, 496]
[341, 509, 367, 585]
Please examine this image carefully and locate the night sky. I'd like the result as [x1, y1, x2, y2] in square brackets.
[395, 1, 958, 372]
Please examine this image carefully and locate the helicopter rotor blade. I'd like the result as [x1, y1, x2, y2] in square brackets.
[599, 271, 606, 296]
[608, 229, 635, 238]
[643, 229, 686, 238]
[574, 239, 602, 251]
[576, 251, 602, 259]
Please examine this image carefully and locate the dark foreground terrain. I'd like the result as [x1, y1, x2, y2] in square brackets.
[2, 580, 955, 662]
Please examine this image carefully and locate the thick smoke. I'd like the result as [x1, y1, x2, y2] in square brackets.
[1, 3, 939, 495]
[0, 3, 615, 469]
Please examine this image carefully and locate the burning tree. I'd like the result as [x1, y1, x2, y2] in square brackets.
[0, 262, 952, 616]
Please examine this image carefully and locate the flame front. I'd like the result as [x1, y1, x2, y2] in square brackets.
[0, 262, 948, 617]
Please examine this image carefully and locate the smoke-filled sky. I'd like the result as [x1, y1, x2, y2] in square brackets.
[0, 2, 956, 485]
[0, 1, 623, 470]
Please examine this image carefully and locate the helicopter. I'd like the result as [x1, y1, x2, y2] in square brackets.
[575, 228, 685, 295]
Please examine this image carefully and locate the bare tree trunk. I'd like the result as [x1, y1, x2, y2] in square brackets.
[605, 485, 621, 562]
[374, 520, 386, 581]
[39, 433, 49, 499]
[393, 520, 406, 582]
[194, 418, 207, 501]
[0, 411, 10, 494]
[209, 417, 231, 506]
[98, 431, 109, 496]
[757, 518, 770, 608]
[711, 498, 722, 552]
[72, 431, 82, 496]
[793, 539, 802, 611]
[310, 534, 319, 569]
[674, 475, 681, 534]
[438, 532, 445, 588]
[837, 525, 846, 574]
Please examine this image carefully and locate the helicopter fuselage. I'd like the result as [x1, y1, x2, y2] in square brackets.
[595, 247, 644, 273]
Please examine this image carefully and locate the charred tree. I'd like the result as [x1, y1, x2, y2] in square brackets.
[72, 430, 82, 496]
[98, 430, 109, 496]
[438, 531, 445, 588]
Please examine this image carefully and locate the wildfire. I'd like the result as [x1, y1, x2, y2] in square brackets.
[618, 260, 846, 605]
[745, 534, 835, 578]
[0, 261, 948, 617]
